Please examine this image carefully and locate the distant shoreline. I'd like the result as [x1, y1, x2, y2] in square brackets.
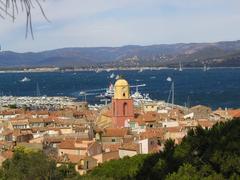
[0, 66, 240, 73]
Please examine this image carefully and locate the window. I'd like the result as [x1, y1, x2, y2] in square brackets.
[112, 138, 116, 142]
[86, 161, 89, 169]
[123, 102, 127, 116]
[123, 93, 126, 97]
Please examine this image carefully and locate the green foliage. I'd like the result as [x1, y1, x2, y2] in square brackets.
[57, 163, 79, 179]
[166, 163, 225, 180]
[88, 155, 148, 180]
[1, 150, 60, 180]
[0, 148, 79, 180]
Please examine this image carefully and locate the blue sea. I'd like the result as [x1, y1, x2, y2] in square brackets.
[0, 68, 240, 109]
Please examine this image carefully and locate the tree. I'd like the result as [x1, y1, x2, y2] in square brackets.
[0, 148, 61, 179]
[166, 163, 225, 180]
[0, 0, 48, 38]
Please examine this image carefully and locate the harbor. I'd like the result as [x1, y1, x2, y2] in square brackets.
[0, 96, 77, 110]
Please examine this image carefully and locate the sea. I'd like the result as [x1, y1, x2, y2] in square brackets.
[0, 68, 240, 110]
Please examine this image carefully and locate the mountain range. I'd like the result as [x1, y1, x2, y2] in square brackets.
[1, 40, 240, 68]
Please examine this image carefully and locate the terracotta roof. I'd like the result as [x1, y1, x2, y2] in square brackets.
[58, 154, 85, 164]
[165, 126, 182, 133]
[119, 142, 139, 152]
[10, 119, 29, 125]
[197, 119, 215, 128]
[142, 112, 159, 122]
[31, 110, 49, 115]
[103, 143, 121, 152]
[227, 109, 240, 118]
[0, 111, 17, 115]
[58, 139, 94, 150]
[103, 128, 128, 137]
[31, 127, 47, 133]
[58, 140, 75, 149]
[140, 129, 164, 140]
[29, 118, 54, 123]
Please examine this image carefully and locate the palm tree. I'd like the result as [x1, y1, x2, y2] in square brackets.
[0, 0, 48, 38]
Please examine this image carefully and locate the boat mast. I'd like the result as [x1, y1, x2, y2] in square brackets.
[171, 81, 174, 109]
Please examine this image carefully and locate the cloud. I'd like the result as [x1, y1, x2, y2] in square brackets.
[1, 0, 240, 52]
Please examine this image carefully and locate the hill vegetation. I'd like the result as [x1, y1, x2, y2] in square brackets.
[1, 40, 240, 68]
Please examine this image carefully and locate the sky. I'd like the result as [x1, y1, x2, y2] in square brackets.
[1, 0, 240, 52]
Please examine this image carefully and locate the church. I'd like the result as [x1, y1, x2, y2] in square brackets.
[112, 78, 134, 128]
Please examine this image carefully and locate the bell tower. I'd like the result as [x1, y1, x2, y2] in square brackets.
[112, 78, 134, 128]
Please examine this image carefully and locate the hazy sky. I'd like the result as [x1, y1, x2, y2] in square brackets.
[1, 0, 240, 52]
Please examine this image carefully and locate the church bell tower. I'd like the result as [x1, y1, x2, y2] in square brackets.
[112, 78, 134, 128]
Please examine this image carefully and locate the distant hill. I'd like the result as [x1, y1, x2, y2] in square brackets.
[1, 40, 240, 68]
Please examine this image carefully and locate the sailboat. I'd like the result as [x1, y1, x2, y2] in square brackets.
[203, 64, 210, 71]
[138, 68, 143, 73]
[110, 73, 115, 79]
[179, 62, 183, 72]
[167, 77, 175, 109]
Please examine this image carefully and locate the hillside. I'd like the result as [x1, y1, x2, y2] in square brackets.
[1, 40, 240, 68]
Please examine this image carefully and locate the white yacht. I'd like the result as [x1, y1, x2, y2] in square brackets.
[20, 77, 31, 82]
[96, 83, 114, 99]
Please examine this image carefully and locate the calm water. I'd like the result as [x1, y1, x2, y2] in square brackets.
[0, 68, 240, 109]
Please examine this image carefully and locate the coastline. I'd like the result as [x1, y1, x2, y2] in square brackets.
[0, 66, 240, 74]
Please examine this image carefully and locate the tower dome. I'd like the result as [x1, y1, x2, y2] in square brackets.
[114, 78, 130, 99]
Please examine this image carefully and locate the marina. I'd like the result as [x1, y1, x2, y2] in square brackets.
[0, 96, 77, 110]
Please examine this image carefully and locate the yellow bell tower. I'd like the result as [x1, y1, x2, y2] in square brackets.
[114, 78, 130, 99]
[112, 78, 134, 128]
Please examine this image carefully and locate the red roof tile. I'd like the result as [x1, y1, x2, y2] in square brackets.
[103, 128, 128, 137]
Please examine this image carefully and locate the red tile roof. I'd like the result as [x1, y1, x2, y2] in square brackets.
[139, 129, 164, 140]
[58, 140, 75, 149]
[197, 119, 215, 128]
[103, 128, 128, 137]
[103, 143, 121, 152]
[119, 142, 139, 152]
[228, 109, 240, 118]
